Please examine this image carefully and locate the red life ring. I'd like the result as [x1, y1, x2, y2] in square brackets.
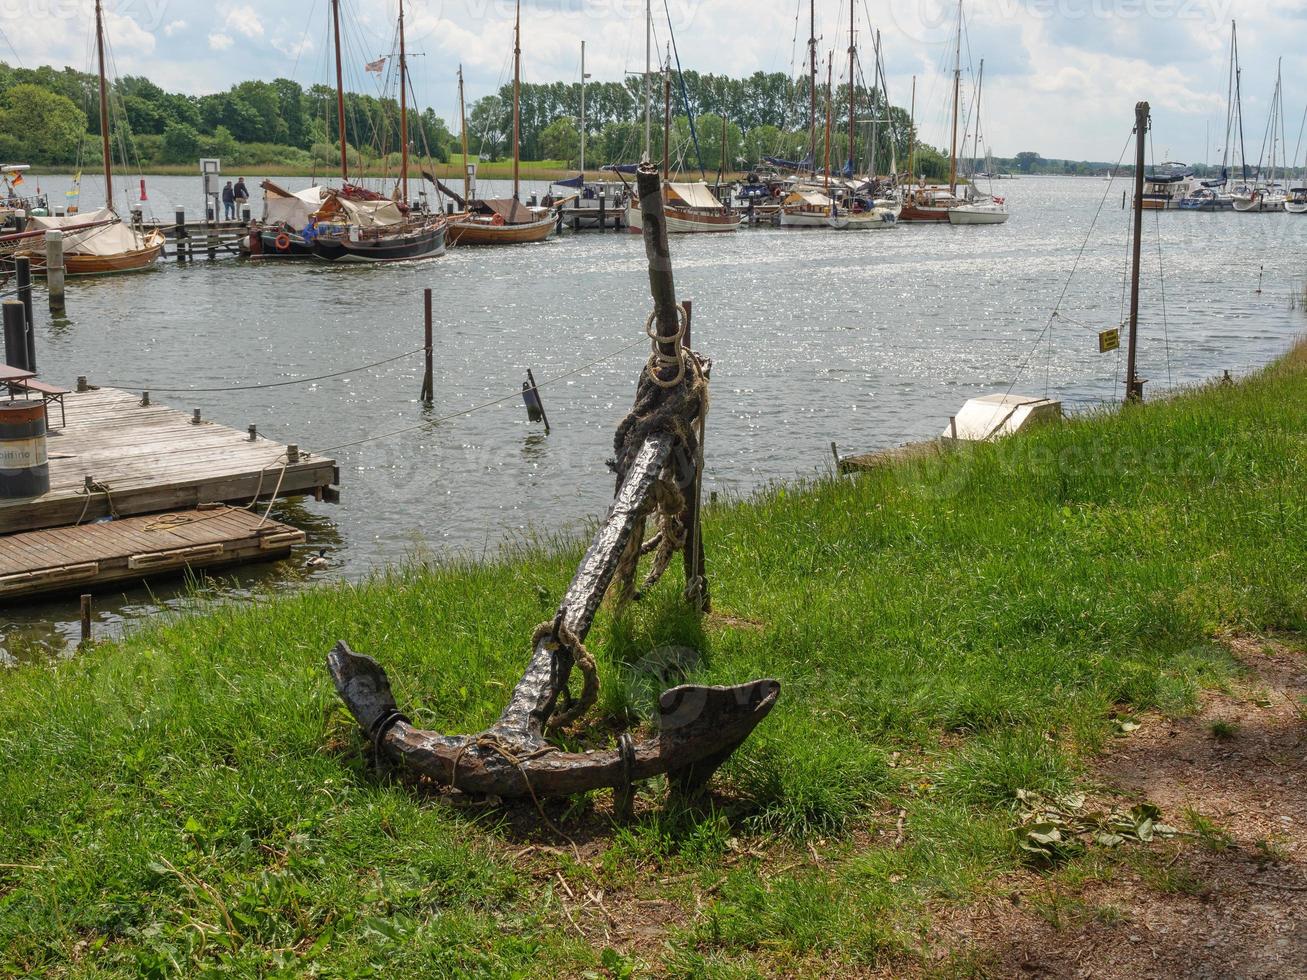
[491, 213, 506, 226]
[274, 232, 291, 251]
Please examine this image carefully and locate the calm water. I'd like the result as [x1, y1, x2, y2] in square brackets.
[5, 173, 1305, 657]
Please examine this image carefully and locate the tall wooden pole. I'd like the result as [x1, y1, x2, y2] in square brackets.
[847, 0, 856, 176]
[948, 0, 961, 192]
[94, 0, 112, 207]
[512, 0, 521, 200]
[662, 63, 671, 179]
[458, 66, 470, 204]
[808, 0, 817, 171]
[1126, 101, 1149, 404]
[823, 56, 833, 194]
[643, 0, 652, 158]
[908, 75, 916, 182]
[399, 0, 409, 203]
[332, 0, 348, 182]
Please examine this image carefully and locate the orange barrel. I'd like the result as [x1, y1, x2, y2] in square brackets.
[0, 400, 49, 498]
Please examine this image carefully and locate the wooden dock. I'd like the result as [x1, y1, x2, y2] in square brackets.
[0, 386, 337, 535]
[0, 506, 305, 600]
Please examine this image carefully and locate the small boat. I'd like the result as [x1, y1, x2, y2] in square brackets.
[777, 189, 847, 228]
[309, 192, 447, 262]
[15, 208, 163, 275]
[840, 198, 899, 230]
[446, 3, 560, 247]
[447, 198, 556, 245]
[1141, 162, 1194, 210]
[1285, 187, 1307, 214]
[948, 196, 1009, 224]
[899, 184, 962, 222]
[1232, 188, 1286, 212]
[1177, 186, 1233, 211]
[248, 181, 325, 258]
[626, 181, 742, 233]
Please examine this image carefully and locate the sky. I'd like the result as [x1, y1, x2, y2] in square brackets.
[2, 0, 1305, 165]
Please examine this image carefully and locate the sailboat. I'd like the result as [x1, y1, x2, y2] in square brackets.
[900, 0, 967, 222]
[949, 60, 1009, 224]
[447, 1, 558, 245]
[624, 4, 740, 234]
[1233, 59, 1288, 213]
[837, 17, 899, 230]
[4, 0, 162, 275]
[1180, 22, 1241, 211]
[309, 0, 447, 262]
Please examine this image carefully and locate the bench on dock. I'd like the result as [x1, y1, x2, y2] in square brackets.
[5, 377, 69, 428]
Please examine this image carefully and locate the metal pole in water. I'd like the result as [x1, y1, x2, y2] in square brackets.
[45, 230, 65, 315]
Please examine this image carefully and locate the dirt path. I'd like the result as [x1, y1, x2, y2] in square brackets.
[929, 634, 1307, 978]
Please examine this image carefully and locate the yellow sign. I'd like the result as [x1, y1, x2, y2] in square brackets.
[1098, 328, 1121, 353]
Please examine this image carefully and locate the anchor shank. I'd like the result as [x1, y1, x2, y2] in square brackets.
[493, 431, 674, 738]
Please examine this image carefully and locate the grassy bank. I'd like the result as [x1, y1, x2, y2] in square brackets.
[2, 344, 1304, 977]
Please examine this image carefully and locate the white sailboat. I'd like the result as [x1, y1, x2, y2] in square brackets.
[948, 59, 1008, 225]
[1233, 59, 1288, 213]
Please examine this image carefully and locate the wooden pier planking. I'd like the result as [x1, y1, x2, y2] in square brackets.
[0, 387, 337, 535]
[0, 506, 306, 601]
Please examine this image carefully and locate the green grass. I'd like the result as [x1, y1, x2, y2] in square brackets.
[1, 342, 1305, 976]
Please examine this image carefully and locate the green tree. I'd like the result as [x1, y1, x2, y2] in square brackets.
[0, 84, 86, 164]
[539, 117, 579, 165]
[161, 121, 200, 163]
[1014, 151, 1042, 173]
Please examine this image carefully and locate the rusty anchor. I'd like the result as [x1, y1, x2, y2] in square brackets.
[328, 163, 779, 809]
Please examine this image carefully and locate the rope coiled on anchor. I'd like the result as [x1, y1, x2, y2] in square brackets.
[533, 618, 599, 731]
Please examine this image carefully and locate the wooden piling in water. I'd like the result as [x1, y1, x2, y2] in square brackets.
[45, 230, 65, 315]
[421, 289, 434, 402]
[80, 594, 92, 646]
[15, 256, 33, 351]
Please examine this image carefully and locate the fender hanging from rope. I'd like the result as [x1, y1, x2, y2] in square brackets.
[327, 161, 778, 810]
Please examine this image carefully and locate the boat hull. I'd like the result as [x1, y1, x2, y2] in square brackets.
[777, 209, 839, 229]
[1285, 201, 1307, 214]
[841, 209, 898, 230]
[311, 223, 447, 263]
[252, 228, 315, 259]
[897, 201, 952, 222]
[16, 230, 164, 276]
[1232, 195, 1286, 213]
[625, 206, 743, 233]
[948, 207, 1009, 225]
[447, 214, 556, 244]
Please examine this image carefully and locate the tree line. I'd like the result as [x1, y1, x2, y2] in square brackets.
[0, 60, 965, 178]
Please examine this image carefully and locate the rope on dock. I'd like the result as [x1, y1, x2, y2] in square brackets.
[103, 348, 428, 394]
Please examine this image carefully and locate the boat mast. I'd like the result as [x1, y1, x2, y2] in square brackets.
[1126, 101, 1149, 404]
[94, 0, 112, 206]
[512, 0, 521, 200]
[847, 0, 855, 177]
[972, 59, 984, 180]
[1234, 22, 1247, 183]
[399, 0, 408, 204]
[580, 41, 587, 179]
[643, 0, 652, 158]
[948, 0, 961, 192]
[824, 54, 833, 193]
[662, 56, 671, 179]
[908, 75, 916, 182]
[458, 66, 469, 204]
[808, 0, 817, 173]
[332, 0, 348, 182]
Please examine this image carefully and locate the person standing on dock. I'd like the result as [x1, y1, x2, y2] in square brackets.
[233, 178, 249, 218]
[222, 181, 235, 220]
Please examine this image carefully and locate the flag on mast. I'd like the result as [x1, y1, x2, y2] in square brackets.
[365, 57, 386, 74]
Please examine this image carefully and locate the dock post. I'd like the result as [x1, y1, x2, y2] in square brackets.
[949, 416, 958, 440]
[141, 391, 150, 406]
[77, 376, 88, 392]
[598, 194, 606, 230]
[45, 230, 66, 315]
[248, 424, 258, 441]
[192, 408, 202, 424]
[15, 256, 33, 356]
[79, 594, 92, 647]
[2, 300, 27, 371]
[288, 443, 300, 463]
[207, 225, 218, 261]
[421, 288, 434, 402]
[175, 208, 187, 264]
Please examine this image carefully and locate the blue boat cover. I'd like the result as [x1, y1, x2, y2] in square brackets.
[552, 174, 585, 188]
[762, 155, 814, 171]
[601, 163, 640, 174]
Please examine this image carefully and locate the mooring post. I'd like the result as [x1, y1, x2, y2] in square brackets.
[79, 594, 92, 647]
[1125, 101, 1149, 405]
[15, 256, 33, 357]
[175, 208, 187, 264]
[45, 230, 65, 315]
[599, 194, 606, 230]
[2, 301, 27, 372]
[421, 288, 434, 402]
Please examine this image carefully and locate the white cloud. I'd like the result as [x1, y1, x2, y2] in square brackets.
[162, 20, 186, 38]
[223, 4, 265, 40]
[208, 33, 234, 52]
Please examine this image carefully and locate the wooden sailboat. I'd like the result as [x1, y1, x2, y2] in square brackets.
[310, 0, 447, 262]
[6, 0, 162, 274]
[835, 15, 899, 230]
[900, 0, 966, 222]
[447, 1, 557, 245]
[625, 3, 740, 234]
